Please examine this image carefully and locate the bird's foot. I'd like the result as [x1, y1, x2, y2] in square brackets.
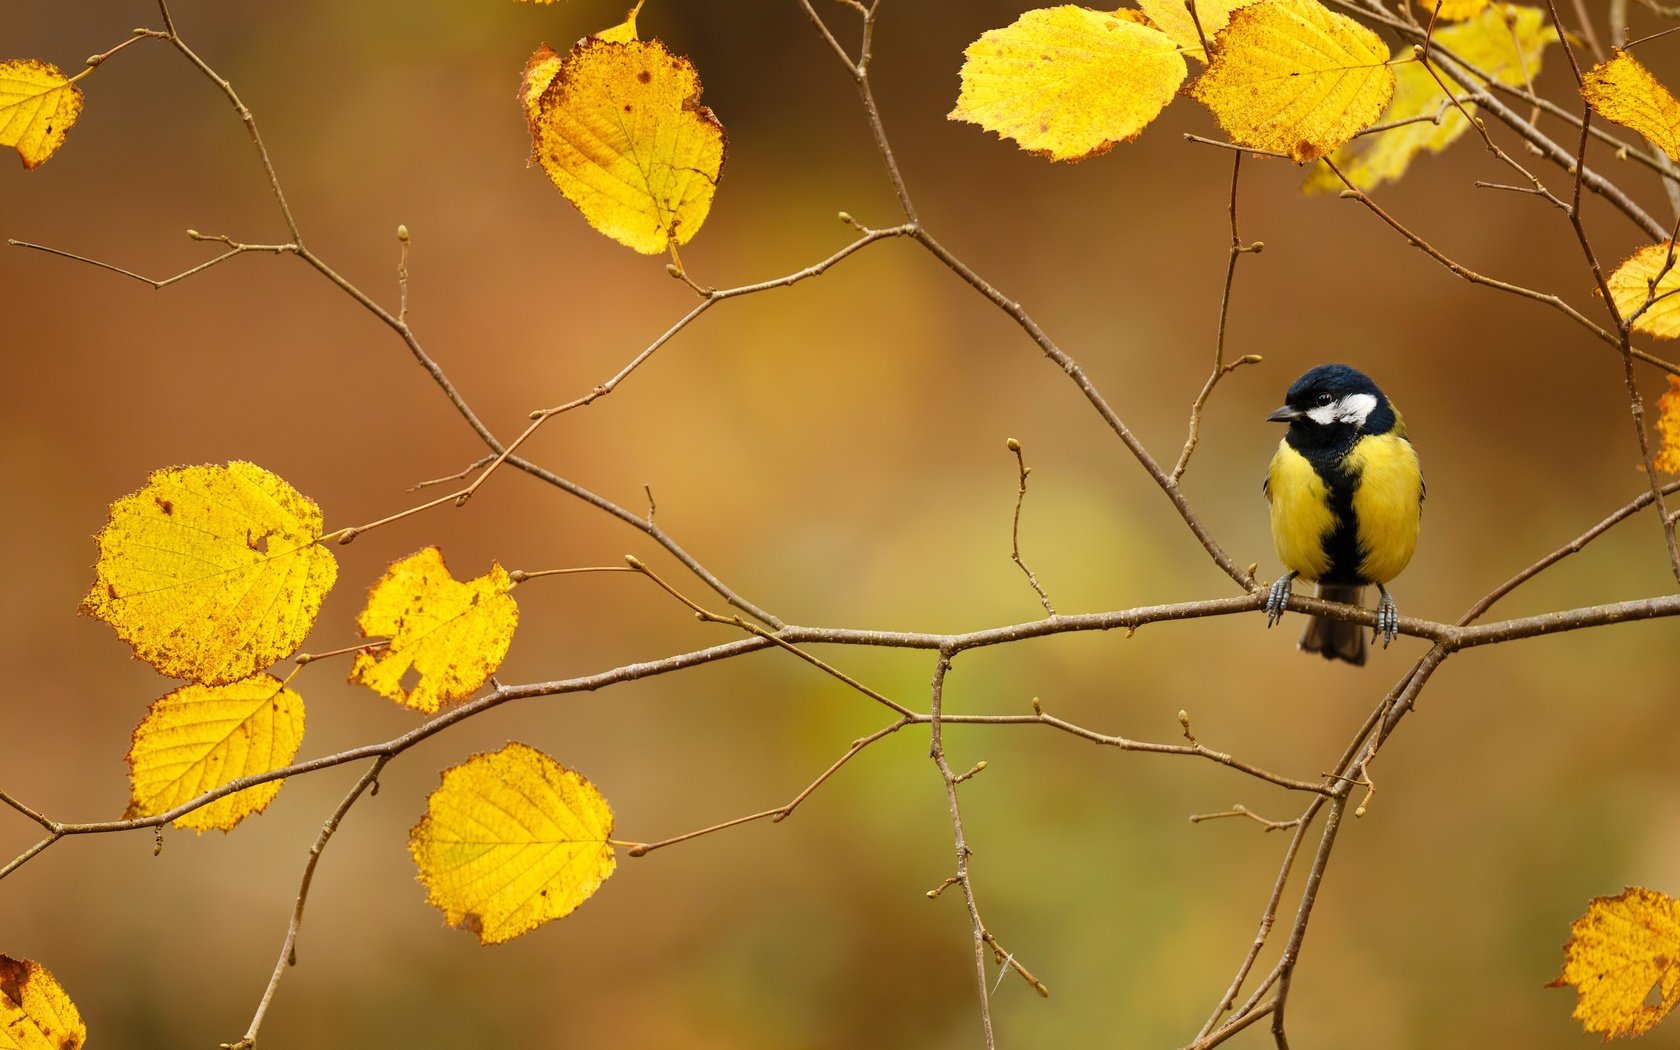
[1264, 573, 1296, 628]
[1375, 586, 1399, 648]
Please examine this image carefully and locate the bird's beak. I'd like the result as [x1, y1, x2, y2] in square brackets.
[1266, 405, 1305, 424]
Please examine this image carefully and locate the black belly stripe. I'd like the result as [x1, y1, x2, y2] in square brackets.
[1319, 474, 1365, 584]
[1288, 431, 1367, 585]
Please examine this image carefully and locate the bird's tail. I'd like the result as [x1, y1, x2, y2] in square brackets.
[1300, 583, 1366, 666]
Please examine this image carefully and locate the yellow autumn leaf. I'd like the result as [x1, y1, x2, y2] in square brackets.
[0, 954, 85, 1050]
[80, 462, 338, 686]
[1549, 886, 1680, 1039]
[519, 44, 562, 136]
[1655, 375, 1680, 473]
[349, 546, 518, 714]
[1301, 53, 1454, 193]
[1582, 50, 1680, 162]
[1606, 241, 1680, 338]
[596, 6, 640, 43]
[1136, 0, 1259, 60]
[409, 742, 616, 944]
[125, 673, 305, 833]
[532, 37, 725, 254]
[1418, 0, 1489, 19]
[949, 6, 1187, 161]
[1439, 2, 1555, 77]
[1304, 4, 1557, 193]
[0, 59, 83, 170]
[517, 10, 640, 139]
[1188, 0, 1396, 163]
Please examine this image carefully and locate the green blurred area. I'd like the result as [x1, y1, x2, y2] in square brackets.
[3, 2, 1678, 1048]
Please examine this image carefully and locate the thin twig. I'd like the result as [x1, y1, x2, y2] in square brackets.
[8, 238, 284, 287]
[222, 757, 388, 1050]
[913, 227, 1258, 588]
[1266, 795, 1348, 1048]
[625, 719, 911, 856]
[982, 931, 1051, 997]
[77, 28, 169, 74]
[396, 224, 411, 324]
[155, 0, 301, 239]
[1321, 160, 1680, 376]
[1188, 804, 1302, 831]
[1543, 0, 1680, 581]
[1193, 799, 1324, 1042]
[1005, 438, 1056, 615]
[1459, 479, 1680, 624]
[6, 586, 1677, 880]
[627, 556, 917, 717]
[1172, 151, 1264, 483]
[927, 653, 996, 1050]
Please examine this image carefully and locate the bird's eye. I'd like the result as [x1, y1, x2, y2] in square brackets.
[1315, 392, 1335, 406]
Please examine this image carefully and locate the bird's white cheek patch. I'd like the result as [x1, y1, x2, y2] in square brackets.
[1338, 393, 1378, 426]
[1306, 392, 1378, 427]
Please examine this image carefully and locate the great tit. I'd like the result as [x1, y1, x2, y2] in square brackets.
[1262, 364, 1423, 665]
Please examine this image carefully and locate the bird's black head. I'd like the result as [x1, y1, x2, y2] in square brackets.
[1266, 364, 1396, 441]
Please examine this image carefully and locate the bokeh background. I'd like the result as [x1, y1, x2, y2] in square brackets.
[4, 2, 1679, 1047]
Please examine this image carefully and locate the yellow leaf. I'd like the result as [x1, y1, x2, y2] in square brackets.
[1582, 50, 1680, 162]
[1606, 241, 1680, 339]
[0, 59, 83, 170]
[595, 7, 640, 43]
[80, 462, 338, 685]
[532, 38, 725, 254]
[125, 673, 305, 833]
[1417, 0, 1489, 18]
[1136, 0, 1260, 60]
[349, 546, 518, 714]
[1188, 0, 1396, 163]
[949, 6, 1187, 161]
[0, 954, 85, 1050]
[519, 44, 562, 137]
[1655, 375, 1680, 474]
[1303, 4, 1557, 193]
[518, 8, 641, 143]
[409, 742, 616, 944]
[1549, 886, 1680, 1039]
[1434, 2, 1556, 78]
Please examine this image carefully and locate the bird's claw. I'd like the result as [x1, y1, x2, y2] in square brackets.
[1375, 588, 1399, 648]
[1264, 573, 1295, 628]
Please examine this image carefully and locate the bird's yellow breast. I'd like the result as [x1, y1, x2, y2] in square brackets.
[1344, 432, 1422, 584]
[1267, 432, 1422, 585]
[1267, 441, 1335, 580]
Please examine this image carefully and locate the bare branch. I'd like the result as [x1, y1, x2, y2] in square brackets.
[1005, 438, 1056, 615]
[222, 757, 388, 1050]
[927, 653, 997, 1049]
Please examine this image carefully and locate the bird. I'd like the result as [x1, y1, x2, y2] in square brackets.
[1262, 363, 1423, 665]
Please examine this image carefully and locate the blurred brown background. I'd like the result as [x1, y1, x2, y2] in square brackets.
[4, 2, 1678, 1047]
